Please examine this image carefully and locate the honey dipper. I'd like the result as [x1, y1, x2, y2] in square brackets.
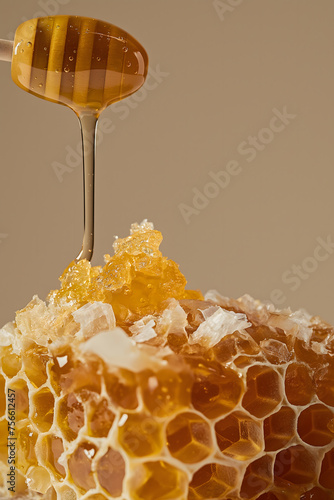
[0, 16, 148, 262]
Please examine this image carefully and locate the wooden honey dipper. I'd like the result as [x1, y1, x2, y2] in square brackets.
[0, 16, 148, 262]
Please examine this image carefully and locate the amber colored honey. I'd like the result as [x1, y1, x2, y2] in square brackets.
[11, 16, 148, 114]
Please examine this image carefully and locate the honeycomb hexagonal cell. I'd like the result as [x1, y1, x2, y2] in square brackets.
[274, 445, 317, 488]
[188, 462, 238, 499]
[97, 447, 126, 497]
[260, 338, 292, 365]
[57, 393, 85, 441]
[16, 424, 38, 475]
[39, 434, 66, 479]
[68, 442, 97, 491]
[104, 368, 138, 410]
[242, 365, 283, 418]
[118, 412, 163, 457]
[8, 379, 30, 420]
[213, 331, 260, 364]
[319, 447, 334, 490]
[0, 223, 333, 500]
[315, 363, 334, 407]
[22, 344, 50, 388]
[57, 357, 102, 396]
[88, 398, 115, 438]
[297, 403, 334, 446]
[166, 411, 213, 463]
[129, 460, 188, 500]
[141, 368, 193, 417]
[1, 350, 22, 378]
[285, 362, 314, 406]
[31, 387, 55, 432]
[190, 359, 243, 419]
[215, 411, 263, 460]
[26, 465, 52, 494]
[12, 470, 29, 495]
[264, 406, 296, 451]
[56, 484, 78, 500]
[240, 454, 273, 499]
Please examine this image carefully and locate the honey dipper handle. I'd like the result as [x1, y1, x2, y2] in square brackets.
[0, 39, 13, 62]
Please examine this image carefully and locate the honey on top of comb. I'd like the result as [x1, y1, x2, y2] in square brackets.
[11, 15, 148, 115]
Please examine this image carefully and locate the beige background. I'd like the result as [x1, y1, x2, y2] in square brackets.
[0, 0, 334, 327]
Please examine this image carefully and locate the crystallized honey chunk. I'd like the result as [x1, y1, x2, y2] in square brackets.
[0, 221, 334, 500]
[49, 221, 203, 324]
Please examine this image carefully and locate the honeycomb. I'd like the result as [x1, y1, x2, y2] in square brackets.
[0, 221, 333, 499]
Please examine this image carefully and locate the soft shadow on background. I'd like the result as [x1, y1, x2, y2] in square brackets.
[1, 0, 334, 325]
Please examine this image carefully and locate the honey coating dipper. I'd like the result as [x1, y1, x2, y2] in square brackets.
[0, 16, 148, 263]
[1, 16, 148, 112]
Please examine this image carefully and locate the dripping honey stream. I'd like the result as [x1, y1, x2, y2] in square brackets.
[10, 15, 148, 262]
